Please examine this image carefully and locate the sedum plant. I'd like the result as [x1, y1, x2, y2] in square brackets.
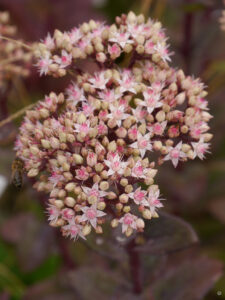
[0, 11, 32, 91]
[14, 11, 212, 241]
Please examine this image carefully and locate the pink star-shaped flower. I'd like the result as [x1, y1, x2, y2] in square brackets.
[109, 32, 133, 49]
[74, 120, 90, 135]
[140, 87, 162, 113]
[104, 154, 128, 176]
[145, 189, 164, 213]
[107, 104, 129, 127]
[66, 82, 86, 105]
[128, 187, 147, 206]
[98, 89, 121, 103]
[63, 221, 85, 240]
[75, 167, 89, 181]
[154, 42, 171, 62]
[36, 54, 53, 76]
[47, 204, 61, 222]
[131, 160, 148, 178]
[88, 72, 109, 90]
[82, 183, 108, 200]
[117, 71, 136, 94]
[130, 132, 152, 158]
[55, 50, 72, 68]
[80, 205, 106, 228]
[119, 213, 137, 233]
[164, 141, 186, 168]
[191, 138, 210, 160]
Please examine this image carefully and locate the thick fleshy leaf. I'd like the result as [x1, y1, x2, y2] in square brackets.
[63, 266, 132, 300]
[83, 223, 129, 261]
[84, 212, 198, 261]
[208, 198, 225, 224]
[146, 253, 223, 300]
[136, 212, 198, 255]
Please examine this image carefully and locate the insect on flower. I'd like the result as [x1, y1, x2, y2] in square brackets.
[11, 157, 24, 189]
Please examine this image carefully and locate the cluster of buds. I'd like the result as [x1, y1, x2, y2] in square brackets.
[15, 12, 212, 241]
[34, 11, 172, 77]
[0, 11, 32, 90]
[219, 1, 225, 31]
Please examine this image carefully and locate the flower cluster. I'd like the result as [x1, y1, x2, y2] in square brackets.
[219, 1, 225, 31]
[15, 12, 212, 241]
[0, 11, 32, 90]
[34, 11, 172, 78]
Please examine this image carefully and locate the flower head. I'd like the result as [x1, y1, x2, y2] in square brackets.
[15, 11, 212, 242]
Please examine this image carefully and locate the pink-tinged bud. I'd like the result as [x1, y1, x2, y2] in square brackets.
[120, 178, 128, 186]
[111, 219, 119, 228]
[136, 218, 145, 229]
[83, 224, 91, 236]
[95, 163, 104, 172]
[57, 155, 67, 165]
[65, 182, 76, 192]
[62, 162, 70, 172]
[87, 152, 97, 167]
[108, 141, 117, 152]
[50, 137, 60, 149]
[108, 44, 121, 59]
[73, 154, 83, 164]
[116, 127, 127, 138]
[156, 110, 165, 122]
[176, 92, 186, 105]
[143, 209, 152, 219]
[203, 133, 213, 142]
[54, 199, 64, 209]
[50, 189, 59, 198]
[96, 52, 106, 63]
[125, 227, 133, 237]
[96, 226, 103, 234]
[64, 197, 76, 207]
[41, 139, 50, 149]
[119, 194, 129, 203]
[58, 189, 66, 198]
[27, 168, 39, 177]
[39, 108, 49, 118]
[123, 205, 131, 213]
[202, 111, 213, 122]
[107, 192, 117, 199]
[168, 125, 179, 138]
[97, 201, 106, 210]
[30, 146, 39, 155]
[99, 181, 109, 191]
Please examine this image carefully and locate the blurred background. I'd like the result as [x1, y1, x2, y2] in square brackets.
[0, 0, 225, 299]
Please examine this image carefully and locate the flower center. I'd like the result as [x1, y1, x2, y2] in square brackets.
[86, 208, 97, 219]
[124, 215, 133, 225]
[171, 149, 179, 159]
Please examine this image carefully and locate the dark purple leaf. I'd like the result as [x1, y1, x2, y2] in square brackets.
[136, 212, 198, 255]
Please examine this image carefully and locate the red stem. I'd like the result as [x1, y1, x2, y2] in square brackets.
[56, 231, 77, 270]
[126, 239, 142, 294]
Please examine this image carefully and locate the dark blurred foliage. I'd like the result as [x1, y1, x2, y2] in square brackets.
[0, 0, 225, 299]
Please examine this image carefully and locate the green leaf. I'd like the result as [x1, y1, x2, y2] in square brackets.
[0, 263, 25, 298]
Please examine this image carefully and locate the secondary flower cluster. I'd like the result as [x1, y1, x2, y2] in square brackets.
[0, 11, 32, 90]
[34, 11, 172, 78]
[219, 1, 225, 31]
[15, 12, 212, 241]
